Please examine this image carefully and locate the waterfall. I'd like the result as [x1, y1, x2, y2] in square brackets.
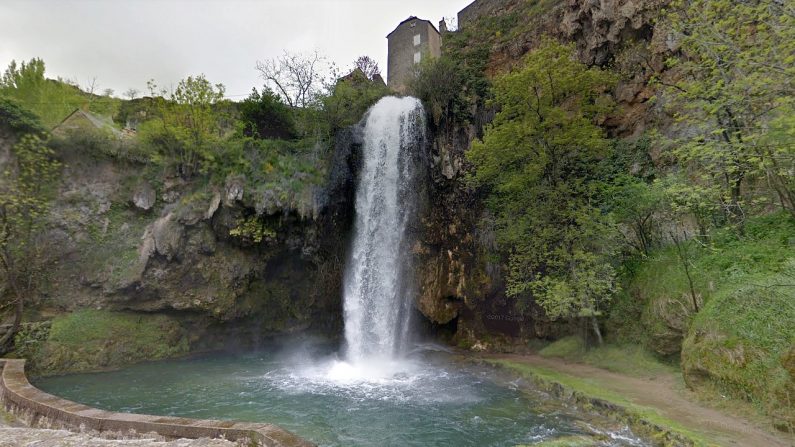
[342, 96, 425, 364]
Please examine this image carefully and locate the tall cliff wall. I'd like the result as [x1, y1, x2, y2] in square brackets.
[0, 123, 366, 373]
[413, 0, 676, 349]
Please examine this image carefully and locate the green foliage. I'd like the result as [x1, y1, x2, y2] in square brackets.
[322, 70, 389, 133]
[614, 212, 795, 424]
[603, 175, 664, 255]
[11, 321, 50, 362]
[0, 134, 61, 269]
[239, 87, 296, 139]
[215, 137, 326, 216]
[539, 336, 677, 378]
[467, 40, 619, 323]
[660, 0, 795, 221]
[139, 75, 229, 177]
[411, 27, 491, 126]
[682, 259, 794, 424]
[0, 58, 120, 128]
[410, 55, 470, 125]
[51, 127, 151, 163]
[0, 134, 61, 352]
[229, 216, 277, 244]
[425, 0, 559, 126]
[0, 97, 46, 135]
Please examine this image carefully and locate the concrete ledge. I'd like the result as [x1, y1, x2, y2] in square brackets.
[0, 359, 314, 447]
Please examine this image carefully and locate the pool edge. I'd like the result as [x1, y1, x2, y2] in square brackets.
[0, 358, 315, 447]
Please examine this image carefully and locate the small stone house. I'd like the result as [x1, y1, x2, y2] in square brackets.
[386, 16, 442, 93]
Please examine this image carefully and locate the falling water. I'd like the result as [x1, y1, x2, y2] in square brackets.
[342, 96, 425, 365]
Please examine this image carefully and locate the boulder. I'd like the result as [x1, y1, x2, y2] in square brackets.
[132, 181, 156, 211]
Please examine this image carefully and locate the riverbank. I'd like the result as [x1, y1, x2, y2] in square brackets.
[482, 353, 793, 447]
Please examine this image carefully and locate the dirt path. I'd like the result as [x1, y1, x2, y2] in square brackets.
[487, 354, 793, 447]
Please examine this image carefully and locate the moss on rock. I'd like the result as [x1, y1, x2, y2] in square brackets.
[30, 310, 190, 376]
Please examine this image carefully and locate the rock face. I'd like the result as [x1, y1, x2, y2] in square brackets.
[410, 0, 676, 347]
[131, 181, 156, 210]
[4, 129, 360, 371]
[2, 0, 679, 364]
[559, 0, 667, 66]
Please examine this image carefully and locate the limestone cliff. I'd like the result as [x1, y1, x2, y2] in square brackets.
[0, 127, 362, 373]
[413, 0, 676, 348]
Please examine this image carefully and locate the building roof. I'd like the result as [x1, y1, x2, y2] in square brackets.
[53, 108, 124, 137]
[386, 16, 440, 38]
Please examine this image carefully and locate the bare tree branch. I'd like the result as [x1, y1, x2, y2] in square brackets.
[255, 50, 329, 108]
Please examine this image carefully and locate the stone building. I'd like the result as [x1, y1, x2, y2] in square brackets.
[386, 17, 442, 93]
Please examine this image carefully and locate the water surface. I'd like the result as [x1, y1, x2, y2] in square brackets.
[37, 347, 647, 447]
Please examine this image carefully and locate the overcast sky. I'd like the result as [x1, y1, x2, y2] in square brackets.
[0, 0, 472, 99]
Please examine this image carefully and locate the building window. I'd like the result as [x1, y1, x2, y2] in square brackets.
[413, 34, 421, 46]
[414, 52, 421, 64]
[410, 22, 416, 28]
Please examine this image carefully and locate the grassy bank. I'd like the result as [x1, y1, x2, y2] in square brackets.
[536, 337, 678, 379]
[487, 358, 709, 446]
[608, 213, 795, 431]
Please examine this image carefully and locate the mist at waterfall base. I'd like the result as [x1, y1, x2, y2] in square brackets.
[36, 98, 649, 446]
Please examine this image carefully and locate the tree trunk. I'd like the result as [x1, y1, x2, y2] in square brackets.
[591, 316, 603, 346]
[0, 278, 24, 354]
[0, 250, 24, 355]
[671, 230, 700, 313]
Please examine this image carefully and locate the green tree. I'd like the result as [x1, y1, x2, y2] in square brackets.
[409, 55, 467, 126]
[604, 175, 663, 256]
[467, 40, 618, 343]
[1, 58, 120, 128]
[661, 0, 795, 222]
[0, 134, 61, 353]
[140, 75, 228, 177]
[238, 86, 296, 140]
[0, 97, 47, 135]
[322, 68, 389, 133]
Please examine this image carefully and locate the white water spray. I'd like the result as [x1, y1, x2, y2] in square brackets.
[342, 96, 425, 367]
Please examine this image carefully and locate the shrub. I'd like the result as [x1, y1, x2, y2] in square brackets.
[238, 87, 296, 140]
[0, 97, 46, 135]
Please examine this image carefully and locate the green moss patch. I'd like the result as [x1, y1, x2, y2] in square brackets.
[32, 310, 190, 376]
[488, 359, 709, 446]
[682, 263, 795, 430]
[539, 337, 677, 378]
[611, 213, 795, 429]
